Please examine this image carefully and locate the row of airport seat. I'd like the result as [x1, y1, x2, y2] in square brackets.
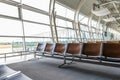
[33, 42, 120, 67]
[0, 65, 32, 80]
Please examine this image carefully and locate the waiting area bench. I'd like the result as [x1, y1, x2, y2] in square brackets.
[30, 42, 120, 67]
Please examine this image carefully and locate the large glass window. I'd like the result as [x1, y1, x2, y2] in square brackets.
[22, 9, 49, 24]
[24, 22, 51, 37]
[22, 0, 50, 12]
[0, 18, 23, 36]
[0, 2, 18, 17]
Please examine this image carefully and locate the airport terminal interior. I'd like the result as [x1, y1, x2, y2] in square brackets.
[0, 0, 120, 80]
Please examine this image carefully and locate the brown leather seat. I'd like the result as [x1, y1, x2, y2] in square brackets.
[82, 43, 102, 56]
[44, 43, 55, 53]
[66, 43, 82, 55]
[102, 43, 120, 58]
[54, 43, 66, 54]
[87, 41, 96, 43]
[96, 41, 106, 43]
[107, 41, 119, 43]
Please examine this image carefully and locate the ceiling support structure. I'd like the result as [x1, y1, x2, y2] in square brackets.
[49, 0, 58, 43]
[112, 2, 119, 14]
[74, 0, 86, 42]
[100, 0, 120, 27]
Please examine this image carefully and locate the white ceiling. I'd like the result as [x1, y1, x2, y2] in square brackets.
[56, 0, 96, 17]
[56, 0, 81, 10]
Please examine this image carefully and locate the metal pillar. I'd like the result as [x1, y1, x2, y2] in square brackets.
[74, 0, 86, 42]
[18, 5, 26, 51]
[49, 0, 58, 43]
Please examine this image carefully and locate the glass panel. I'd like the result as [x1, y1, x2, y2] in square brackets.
[66, 9, 74, 19]
[22, 0, 50, 12]
[0, 37, 23, 53]
[24, 22, 51, 37]
[81, 31, 86, 38]
[92, 20, 97, 27]
[92, 28, 96, 32]
[79, 14, 85, 21]
[0, 18, 23, 36]
[99, 24, 103, 30]
[22, 9, 49, 24]
[56, 19, 73, 28]
[93, 33, 98, 39]
[25, 38, 52, 51]
[55, 3, 74, 19]
[82, 38, 88, 42]
[0, 2, 18, 17]
[85, 32, 90, 38]
[80, 25, 88, 31]
[80, 17, 88, 24]
[57, 27, 76, 38]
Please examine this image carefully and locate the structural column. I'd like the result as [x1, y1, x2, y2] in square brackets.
[18, 1, 26, 51]
[88, 13, 93, 41]
[74, 0, 86, 42]
[49, 0, 58, 43]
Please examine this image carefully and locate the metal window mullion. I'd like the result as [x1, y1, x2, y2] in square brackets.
[18, 1, 26, 51]
[88, 13, 93, 41]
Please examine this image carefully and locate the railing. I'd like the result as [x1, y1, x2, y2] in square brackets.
[0, 50, 34, 63]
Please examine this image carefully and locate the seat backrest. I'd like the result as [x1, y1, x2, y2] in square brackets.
[102, 43, 120, 58]
[107, 41, 119, 43]
[96, 41, 106, 43]
[87, 41, 96, 43]
[66, 43, 83, 55]
[36, 43, 45, 51]
[54, 43, 66, 54]
[82, 43, 102, 56]
[44, 43, 55, 52]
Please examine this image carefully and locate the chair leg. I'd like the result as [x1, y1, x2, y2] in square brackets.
[42, 52, 45, 56]
[58, 56, 66, 68]
[51, 53, 54, 57]
[99, 59, 102, 63]
[67, 56, 74, 65]
[79, 55, 82, 61]
[58, 56, 75, 68]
